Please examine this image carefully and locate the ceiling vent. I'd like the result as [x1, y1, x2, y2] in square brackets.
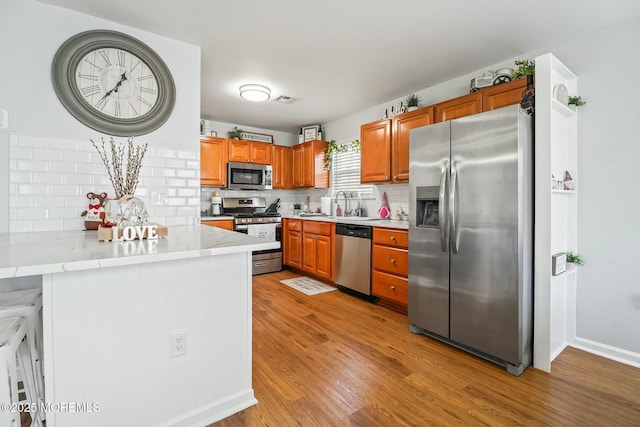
[274, 95, 295, 104]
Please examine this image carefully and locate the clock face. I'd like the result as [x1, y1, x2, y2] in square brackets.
[74, 48, 159, 119]
[52, 30, 175, 136]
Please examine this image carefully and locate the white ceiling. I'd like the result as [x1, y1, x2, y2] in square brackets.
[38, 0, 640, 133]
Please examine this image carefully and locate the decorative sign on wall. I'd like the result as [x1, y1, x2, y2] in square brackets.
[241, 131, 274, 144]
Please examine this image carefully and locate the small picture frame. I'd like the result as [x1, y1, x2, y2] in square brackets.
[302, 125, 320, 142]
[552, 252, 567, 276]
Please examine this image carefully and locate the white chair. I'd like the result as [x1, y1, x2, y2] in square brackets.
[0, 317, 42, 427]
[0, 289, 44, 422]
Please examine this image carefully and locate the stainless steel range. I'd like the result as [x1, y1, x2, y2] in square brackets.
[222, 197, 282, 275]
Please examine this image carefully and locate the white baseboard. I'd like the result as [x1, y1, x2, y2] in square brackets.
[572, 337, 640, 369]
[154, 389, 258, 427]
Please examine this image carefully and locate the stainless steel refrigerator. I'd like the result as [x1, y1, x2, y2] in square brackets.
[408, 105, 533, 376]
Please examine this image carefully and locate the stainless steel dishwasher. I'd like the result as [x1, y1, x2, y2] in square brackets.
[335, 223, 377, 302]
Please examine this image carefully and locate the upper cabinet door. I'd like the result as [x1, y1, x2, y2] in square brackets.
[228, 140, 272, 164]
[392, 106, 434, 182]
[481, 78, 527, 112]
[435, 92, 482, 123]
[251, 142, 272, 165]
[228, 140, 251, 162]
[200, 136, 228, 187]
[360, 119, 392, 183]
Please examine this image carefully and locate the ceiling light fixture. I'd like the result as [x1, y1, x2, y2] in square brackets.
[239, 84, 271, 102]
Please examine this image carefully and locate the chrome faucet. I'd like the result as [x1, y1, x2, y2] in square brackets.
[335, 190, 348, 216]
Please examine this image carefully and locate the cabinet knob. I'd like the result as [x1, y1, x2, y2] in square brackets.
[393, 175, 397, 179]
[390, 258, 396, 264]
[390, 236, 396, 241]
[390, 285, 395, 291]
[385, 176, 389, 180]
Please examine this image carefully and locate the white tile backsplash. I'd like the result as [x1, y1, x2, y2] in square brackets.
[8, 134, 200, 233]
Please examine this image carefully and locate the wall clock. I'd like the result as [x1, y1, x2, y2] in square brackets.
[52, 30, 176, 136]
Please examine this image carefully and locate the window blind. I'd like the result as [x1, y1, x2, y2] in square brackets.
[330, 149, 374, 199]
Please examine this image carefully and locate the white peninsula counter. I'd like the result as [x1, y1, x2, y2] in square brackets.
[0, 225, 277, 427]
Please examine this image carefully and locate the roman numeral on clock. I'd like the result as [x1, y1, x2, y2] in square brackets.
[95, 96, 108, 111]
[140, 87, 157, 95]
[81, 85, 102, 97]
[99, 50, 112, 66]
[137, 96, 152, 107]
[117, 51, 126, 67]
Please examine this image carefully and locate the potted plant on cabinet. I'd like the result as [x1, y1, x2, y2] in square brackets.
[228, 126, 244, 139]
[405, 94, 421, 112]
[512, 59, 535, 79]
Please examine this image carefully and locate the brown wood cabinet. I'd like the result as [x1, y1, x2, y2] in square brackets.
[228, 139, 272, 165]
[361, 107, 434, 184]
[292, 140, 329, 189]
[360, 119, 391, 183]
[200, 136, 228, 187]
[435, 92, 482, 123]
[481, 78, 527, 112]
[201, 219, 234, 231]
[302, 221, 332, 280]
[272, 145, 293, 189]
[359, 80, 527, 187]
[284, 219, 303, 269]
[392, 106, 434, 182]
[372, 227, 408, 313]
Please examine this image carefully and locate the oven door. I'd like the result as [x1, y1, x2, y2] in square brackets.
[235, 222, 282, 275]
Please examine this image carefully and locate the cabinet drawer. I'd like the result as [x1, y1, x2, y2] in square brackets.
[286, 219, 302, 231]
[372, 244, 408, 276]
[372, 270, 408, 304]
[303, 221, 331, 236]
[373, 228, 408, 248]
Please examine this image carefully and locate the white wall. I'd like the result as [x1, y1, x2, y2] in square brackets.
[324, 17, 640, 358]
[545, 19, 640, 356]
[0, 0, 201, 231]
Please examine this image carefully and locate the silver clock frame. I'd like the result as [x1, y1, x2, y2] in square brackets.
[52, 30, 176, 136]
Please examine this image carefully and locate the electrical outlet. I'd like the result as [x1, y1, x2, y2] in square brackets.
[169, 331, 187, 358]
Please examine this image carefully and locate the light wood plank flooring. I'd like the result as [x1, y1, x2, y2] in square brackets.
[214, 269, 639, 426]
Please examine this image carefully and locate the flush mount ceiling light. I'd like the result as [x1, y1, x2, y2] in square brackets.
[239, 84, 271, 101]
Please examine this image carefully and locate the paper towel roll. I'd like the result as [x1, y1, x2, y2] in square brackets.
[321, 197, 332, 215]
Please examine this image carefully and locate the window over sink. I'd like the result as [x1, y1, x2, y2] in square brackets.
[330, 141, 374, 200]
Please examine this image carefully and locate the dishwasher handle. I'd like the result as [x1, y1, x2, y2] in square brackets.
[335, 223, 372, 239]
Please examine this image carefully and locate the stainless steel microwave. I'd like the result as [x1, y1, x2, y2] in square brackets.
[227, 162, 273, 190]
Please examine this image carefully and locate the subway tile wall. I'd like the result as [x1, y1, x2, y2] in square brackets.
[8, 134, 200, 233]
[200, 185, 409, 219]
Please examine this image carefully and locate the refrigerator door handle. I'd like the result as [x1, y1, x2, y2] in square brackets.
[439, 163, 448, 252]
[450, 161, 459, 254]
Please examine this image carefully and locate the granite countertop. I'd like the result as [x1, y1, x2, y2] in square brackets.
[281, 214, 409, 230]
[0, 225, 279, 279]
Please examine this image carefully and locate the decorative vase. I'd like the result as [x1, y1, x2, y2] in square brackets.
[408, 106, 418, 112]
[116, 196, 149, 228]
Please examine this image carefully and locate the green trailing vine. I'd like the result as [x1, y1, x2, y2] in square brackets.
[325, 139, 360, 170]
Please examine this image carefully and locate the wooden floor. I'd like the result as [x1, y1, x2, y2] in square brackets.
[215, 268, 640, 427]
